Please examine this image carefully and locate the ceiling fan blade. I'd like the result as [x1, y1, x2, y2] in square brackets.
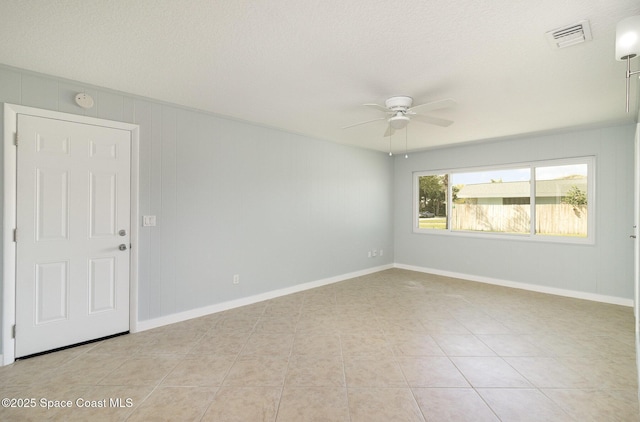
[341, 117, 386, 129]
[383, 124, 396, 137]
[411, 114, 454, 127]
[364, 103, 391, 113]
[408, 98, 456, 113]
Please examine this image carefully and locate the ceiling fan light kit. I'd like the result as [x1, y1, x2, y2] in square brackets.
[389, 113, 410, 129]
[615, 15, 640, 112]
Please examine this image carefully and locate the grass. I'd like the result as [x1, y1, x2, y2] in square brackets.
[418, 217, 446, 229]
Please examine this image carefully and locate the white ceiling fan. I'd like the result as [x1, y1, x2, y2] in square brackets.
[343, 96, 456, 136]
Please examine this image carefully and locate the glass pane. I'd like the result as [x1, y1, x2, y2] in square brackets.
[417, 174, 448, 229]
[535, 164, 588, 237]
[451, 168, 530, 234]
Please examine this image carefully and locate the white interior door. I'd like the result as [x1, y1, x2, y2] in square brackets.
[15, 114, 131, 357]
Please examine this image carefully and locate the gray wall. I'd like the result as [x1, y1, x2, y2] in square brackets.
[0, 65, 394, 328]
[0, 63, 636, 356]
[394, 125, 636, 300]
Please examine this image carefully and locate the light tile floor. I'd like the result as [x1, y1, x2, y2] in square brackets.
[0, 269, 638, 421]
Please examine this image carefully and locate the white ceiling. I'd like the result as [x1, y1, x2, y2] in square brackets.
[1, 1, 639, 152]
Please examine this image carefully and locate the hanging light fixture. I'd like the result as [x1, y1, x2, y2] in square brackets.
[615, 15, 640, 112]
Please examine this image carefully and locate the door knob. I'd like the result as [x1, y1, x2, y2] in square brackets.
[119, 244, 127, 251]
[119, 229, 127, 236]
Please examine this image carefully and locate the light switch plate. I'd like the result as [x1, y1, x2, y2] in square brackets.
[142, 215, 157, 227]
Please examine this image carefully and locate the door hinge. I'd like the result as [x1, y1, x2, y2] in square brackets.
[14, 132, 18, 146]
[13, 228, 17, 242]
[11, 325, 16, 339]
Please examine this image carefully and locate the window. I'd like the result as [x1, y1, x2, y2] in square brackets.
[417, 174, 448, 230]
[451, 167, 531, 234]
[414, 157, 593, 242]
[535, 163, 588, 237]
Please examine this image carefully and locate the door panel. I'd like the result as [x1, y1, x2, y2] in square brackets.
[89, 257, 116, 313]
[89, 172, 117, 237]
[35, 261, 68, 324]
[35, 168, 70, 241]
[15, 114, 131, 357]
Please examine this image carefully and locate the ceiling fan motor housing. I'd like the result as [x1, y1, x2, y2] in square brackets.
[385, 96, 413, 111]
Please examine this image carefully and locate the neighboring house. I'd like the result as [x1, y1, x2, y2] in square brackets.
[456, 177, 587, 205]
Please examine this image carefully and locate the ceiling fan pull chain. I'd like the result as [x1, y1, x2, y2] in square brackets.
[388, 122, 393, 156]
[405, 125, 409, 159]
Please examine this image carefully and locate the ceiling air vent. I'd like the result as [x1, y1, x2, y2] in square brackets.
[545, 20, 592, 49]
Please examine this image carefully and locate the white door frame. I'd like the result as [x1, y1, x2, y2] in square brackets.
[2, 103, 140, 365]
[633, 123, 640, 346]
[634, 122, 640, 395]
[635, 123, 640, 336]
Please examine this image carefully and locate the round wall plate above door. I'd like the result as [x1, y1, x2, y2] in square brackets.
[75, 93, 95, 109]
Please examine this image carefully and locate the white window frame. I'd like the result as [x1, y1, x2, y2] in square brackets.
[413, 156, 595, 244]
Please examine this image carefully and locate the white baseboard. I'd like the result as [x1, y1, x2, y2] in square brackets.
[394, 263, 634, 307]
[134, 264, 394, 333]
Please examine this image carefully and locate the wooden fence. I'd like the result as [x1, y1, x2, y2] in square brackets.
[450, 204, 587, 236]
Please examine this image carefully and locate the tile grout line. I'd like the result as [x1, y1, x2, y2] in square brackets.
[337, 326, 354, 422]
[272, 303, 300, 422]
[197, 309, 264, 421]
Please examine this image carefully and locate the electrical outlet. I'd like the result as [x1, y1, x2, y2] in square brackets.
[367, 251, 372, 258]
[233, 274, 240, 284]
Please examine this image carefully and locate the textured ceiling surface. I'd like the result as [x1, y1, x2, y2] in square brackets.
[1, 0, 639, 152]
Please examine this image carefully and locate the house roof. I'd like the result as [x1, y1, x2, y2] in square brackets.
[457, 178, 587, 199]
